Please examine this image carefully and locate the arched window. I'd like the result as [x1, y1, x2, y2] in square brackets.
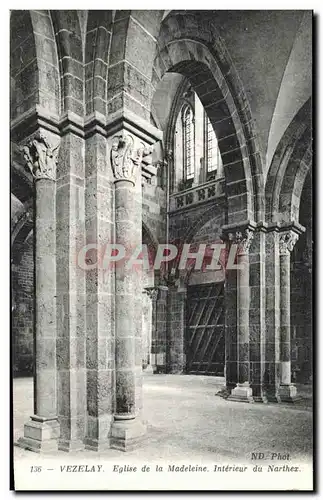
[204, 113, 222, 174]
[182, 105, 194, 180]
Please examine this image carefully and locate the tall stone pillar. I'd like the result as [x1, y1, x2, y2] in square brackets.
[248, 227, 267, 403]
[18, 132, 60, 452]
[153, 285, 168, 373]
[110, 136, 144, 450]
[142, 288, 158, 373]
[108, 123, 161, 450]
[84, 124, 114, 452]
[278, 230, 299, 402]
[167, 280, 186, 374]
[227, 229, 254, 402]
[55, 131, 86, 452]
[264, 227, 281, 402]
[223, 236, 238, 396]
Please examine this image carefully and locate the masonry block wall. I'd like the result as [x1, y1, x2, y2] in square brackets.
[12, 236, 34, 376]
[290, 173, 312, 384]
[291, 254, 312, 383]
[142, 183, 166, 245]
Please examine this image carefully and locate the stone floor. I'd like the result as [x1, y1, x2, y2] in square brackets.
[14, 374, 313, 462]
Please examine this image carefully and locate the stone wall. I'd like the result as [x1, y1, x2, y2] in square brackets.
[12, 235, 34, 376]
[290, 173, 312, 383]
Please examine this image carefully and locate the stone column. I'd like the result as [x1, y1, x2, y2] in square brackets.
[55, 131, 86, 452]
[109, 133, 149, 451]
[228, 229, 254, 402]
[223, 236, 238, 397]
[167, 280, 186, 374]
[248, 227, 267, 403]
[143, 288, 158, 373]
[18, 132, 60, 452]
[278, 230, 299, 402]
[264, 227, 281, 402]
[84, 127, 114, 452]
[154, 285, 168, 373]
[142, 289, 151, 371]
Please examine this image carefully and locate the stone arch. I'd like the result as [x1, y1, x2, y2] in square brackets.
[169, 205, 226, 285]
[10, 10, 60, 122]
[106, 11, 164, 121]
[152, 12, 264, 224]
[84, 11, 113, 116]
[11, 143, 34, 261]
[265, 98, 312, 224]
[11, 143, 33, 203]
[11, 206, 33, 255]
[184, 204, 225, 245]
[51, 10, 83, 115]
[11, 147, 35, 377]
[164, 78, 190, 154]
[142, 220, 158, 251]
[142, 219, 159, 270]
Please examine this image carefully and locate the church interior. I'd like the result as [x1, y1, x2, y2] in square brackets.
[11, 10, 312, 456]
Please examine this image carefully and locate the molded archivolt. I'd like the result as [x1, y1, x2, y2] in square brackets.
[265, 98, 312, 224]
[10, 10, 60, 121]
[152, 12, 265, 224]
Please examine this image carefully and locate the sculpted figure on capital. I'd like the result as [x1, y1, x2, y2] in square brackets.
[111, 133, 153, 185]
[22, 132, 59, 181]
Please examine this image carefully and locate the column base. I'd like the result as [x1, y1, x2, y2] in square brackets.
[84, 438, 111, 452]
[266, 391, 281, 403]
[110, 418, 146, 452]
[278, 384, 301, 402]
[17, 416, 60, 453]
[144, 364, 154, 374]
[58, 439, 85, 452]
[227, 383, 254, 403]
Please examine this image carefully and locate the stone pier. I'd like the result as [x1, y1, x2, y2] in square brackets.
[227, 228, 254, 403]
[108, 117, 162, 451]
[18, 132, 60, 452]
[278, 229, 300, 402]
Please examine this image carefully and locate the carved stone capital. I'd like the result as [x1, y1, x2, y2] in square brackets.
[143, 287, 158, 301]
[279, 231, 299, 255]
[229, 229, 254, 254]
[22, 132, 59, 181]
[110, 133, 153, 186]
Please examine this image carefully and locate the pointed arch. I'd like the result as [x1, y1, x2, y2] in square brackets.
[152, 12, 264, 223]
[265, 97, 312, 224]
